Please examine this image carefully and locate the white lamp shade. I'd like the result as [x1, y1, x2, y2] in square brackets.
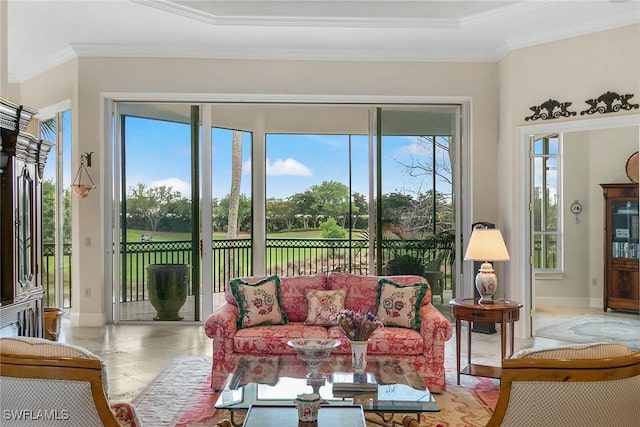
[464, 229, 510, 262]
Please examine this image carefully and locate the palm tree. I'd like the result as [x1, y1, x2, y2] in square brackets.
[225, 131, 243, 281]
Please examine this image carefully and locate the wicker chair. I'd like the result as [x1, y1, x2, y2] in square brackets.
[487, 342, 640, 427]
[422, 252, 445, 304]
[0, 337, 141, 426]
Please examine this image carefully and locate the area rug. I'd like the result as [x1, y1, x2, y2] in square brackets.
[536, 314, 640, 352]
[132, 356, 499, 427]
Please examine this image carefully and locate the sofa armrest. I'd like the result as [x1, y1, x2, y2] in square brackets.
[419, 303, 453, 352]
[204, 303, 239, 351]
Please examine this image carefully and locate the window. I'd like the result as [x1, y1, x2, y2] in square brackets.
[531, 134, 560, 271]
[40, 109, 72, 308]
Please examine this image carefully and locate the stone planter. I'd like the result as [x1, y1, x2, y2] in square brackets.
[146, 264, 190, 321]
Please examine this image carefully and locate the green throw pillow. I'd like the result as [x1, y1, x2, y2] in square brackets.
[376, 278, 428, 330]
[230, 275, 289, 329]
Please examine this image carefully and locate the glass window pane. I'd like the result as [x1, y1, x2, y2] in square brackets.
[532, 133, 560, 271]
[533, 234, 558, 269]
[211, 126, 253, 286]
[544, 157, 558, 231]
[547, 136, 559, 155]
[265, 130, 371, 276]
[120, 105, 196, 322]
[212, 128, 252, 236]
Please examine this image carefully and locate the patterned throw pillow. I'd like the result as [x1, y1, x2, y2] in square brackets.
[230, 275, 288, 329]
[304, 289, 347, 326]
[375, 278, 427, 330]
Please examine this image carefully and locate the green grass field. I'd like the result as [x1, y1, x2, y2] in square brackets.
[45, 228, 373, 304]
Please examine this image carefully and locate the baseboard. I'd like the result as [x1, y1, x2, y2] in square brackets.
[68, 311, 107, 327]
[589, 297, 606, 309]
[535, 296, 592, 308]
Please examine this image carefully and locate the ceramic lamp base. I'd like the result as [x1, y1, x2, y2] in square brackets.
[475, 262, 497, 304]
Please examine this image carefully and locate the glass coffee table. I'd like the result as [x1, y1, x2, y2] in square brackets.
[215, 355, 439, 426]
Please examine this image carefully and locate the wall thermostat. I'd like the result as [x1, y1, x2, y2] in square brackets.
[570, 201, 583, 215]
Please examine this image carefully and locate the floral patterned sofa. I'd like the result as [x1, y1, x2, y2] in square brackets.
[204, 272, 453, 392]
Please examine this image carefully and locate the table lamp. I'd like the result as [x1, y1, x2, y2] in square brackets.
[464, 228, 510, 303]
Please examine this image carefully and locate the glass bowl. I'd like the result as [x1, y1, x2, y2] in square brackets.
[287, 338, 340, 378]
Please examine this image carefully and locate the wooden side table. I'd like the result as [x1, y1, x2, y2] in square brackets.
[450, 297, 522, 385]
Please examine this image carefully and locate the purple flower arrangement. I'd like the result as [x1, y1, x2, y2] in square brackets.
[335, 309, 383, 341]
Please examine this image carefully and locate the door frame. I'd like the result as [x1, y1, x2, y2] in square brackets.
[103, 93, 473, 323]
[517, 113, 640, 338]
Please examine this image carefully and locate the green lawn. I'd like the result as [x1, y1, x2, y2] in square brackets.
[46, 228, 373, 303]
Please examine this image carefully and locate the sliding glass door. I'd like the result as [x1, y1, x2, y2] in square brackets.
[377, 107, 459, 307]
[110, 102, 462, 322]
[116, 103, 200, 322]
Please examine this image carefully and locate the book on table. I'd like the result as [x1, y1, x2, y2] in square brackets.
[332, 371, 378, 392]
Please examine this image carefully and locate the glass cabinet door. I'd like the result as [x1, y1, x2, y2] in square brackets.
[611, 200, 640, 259]
[17, 165, 34, 289]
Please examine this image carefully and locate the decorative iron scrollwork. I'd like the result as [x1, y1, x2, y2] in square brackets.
[580, 91, 639, 115]
[525, 99, 577, 121]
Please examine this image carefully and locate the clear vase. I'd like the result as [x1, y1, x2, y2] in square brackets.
[350, 340, 369, 372]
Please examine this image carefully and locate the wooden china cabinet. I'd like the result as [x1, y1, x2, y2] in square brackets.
[0, 98, 53, 337]
[600, 183, 640, 312]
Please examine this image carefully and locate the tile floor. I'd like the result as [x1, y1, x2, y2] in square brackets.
[56, 298, 625, 402]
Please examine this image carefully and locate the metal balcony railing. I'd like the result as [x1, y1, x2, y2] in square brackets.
[43, 232, 456, 305]
[42, 243, 72, 308]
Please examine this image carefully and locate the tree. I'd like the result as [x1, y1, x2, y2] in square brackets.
[393, 135, 454, 234]
[160, 197, 192, 232]
[350, 192, 368, 229]
[266, 197, 296, 231]
[309, 181, 351, 220]
[227, 131, 243, 239]
[213, 194, 251, 232]
[127, 183, 182, 233]
[398, 135, 453, 185]
[319, 217, 347, 239]
[289, 192, 316, 228]
[42, 180, 71, 243]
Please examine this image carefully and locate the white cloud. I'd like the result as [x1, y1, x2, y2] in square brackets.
[398, 142, 428, 156]
[242, 159, 252, 175]
[266, 158, 313, 176]
[151, 178, 191, 196]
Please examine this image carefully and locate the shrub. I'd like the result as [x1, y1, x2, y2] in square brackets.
[319, 217, 347, 239]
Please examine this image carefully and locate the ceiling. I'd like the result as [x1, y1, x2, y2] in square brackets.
[6, 0, 640, 83]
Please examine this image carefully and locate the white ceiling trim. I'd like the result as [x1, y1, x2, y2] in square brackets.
[504, 10, 640, 51]
[133, 0, 556, 30]
[132, 0, 461, 29]
[8, 46, 77, 83]
[101, 92, 474, 106]
[459, 1, 550, 27]
[7, 1, 640, 83]
[70, 43, 499, 63]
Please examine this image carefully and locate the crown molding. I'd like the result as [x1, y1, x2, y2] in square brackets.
[10, 46, 78, 83]
[69, 43, 497, 63]
[132, 0, 459, 29]
[460, 0, 550, 28]
[8, 2, 639, 83]
[504, 10, 640, 51]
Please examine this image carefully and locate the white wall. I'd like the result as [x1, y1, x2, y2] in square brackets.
[11, 24, 640, 330]
[17, 58, 499, 326]
[499, 24, 640, 337]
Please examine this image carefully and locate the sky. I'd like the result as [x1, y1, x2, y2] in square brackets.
[42, 112, 452, 203]
[122, 116, 452, 202]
